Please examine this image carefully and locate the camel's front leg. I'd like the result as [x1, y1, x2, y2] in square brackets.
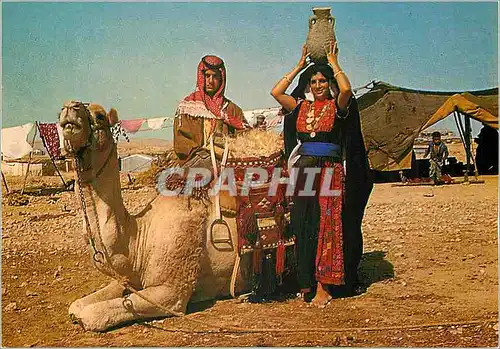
[69, 280, 125, 322]
[75, 284, 190, 332]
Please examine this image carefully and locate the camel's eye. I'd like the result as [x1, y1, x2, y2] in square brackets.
[96, 113, 105, 120]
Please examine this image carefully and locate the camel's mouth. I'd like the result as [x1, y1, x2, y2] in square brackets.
[60, 116, 88, 151]
[61, 120, 80, 131]
[60, 120, 84, 137]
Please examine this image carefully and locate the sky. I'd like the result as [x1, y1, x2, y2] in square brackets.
[2, 1, 498, 139]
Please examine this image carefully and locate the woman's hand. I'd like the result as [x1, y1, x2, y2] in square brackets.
[325, 41, 339, 66]
[296, 44, 311, 71]
[325, 40, 352, 111]
[270, 44, 310, 112]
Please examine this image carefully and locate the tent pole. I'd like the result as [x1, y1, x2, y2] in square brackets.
[36, 123, 67, 188]
[465, 118, 480, 180]
[453, 111, 467, 182]
[470, 140, 479, 180]
[21, 122, 38, 195]
[2, 171, 9, 194]
[455, 111, 479, 181]
[464, 114, 472, 183]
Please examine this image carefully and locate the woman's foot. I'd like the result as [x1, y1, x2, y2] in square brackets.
[311, 282, 332, 308]
[300, 288, 314, 303]
[302, 292, 314, 303]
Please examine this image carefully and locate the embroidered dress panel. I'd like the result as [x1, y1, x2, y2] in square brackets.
[296, 99, 336, 135]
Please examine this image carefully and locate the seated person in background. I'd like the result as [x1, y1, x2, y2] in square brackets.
[253, 114, 267, 130]
[424, 131, 449, 183]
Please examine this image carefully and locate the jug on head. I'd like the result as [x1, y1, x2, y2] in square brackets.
[305, 7, 337, 64]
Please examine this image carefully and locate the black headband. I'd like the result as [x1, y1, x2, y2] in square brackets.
[202, 57, 225, 71]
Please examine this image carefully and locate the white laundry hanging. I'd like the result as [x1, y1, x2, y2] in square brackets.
[1, 123, 35, 159]
[146, 117, 167, 130]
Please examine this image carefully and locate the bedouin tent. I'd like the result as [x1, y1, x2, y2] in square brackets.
[422, 92, 498, 130]
[356, 81, 498, 171]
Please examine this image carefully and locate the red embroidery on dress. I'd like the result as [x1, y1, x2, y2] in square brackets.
[296, 100, 336, 134]
[315, 162, 345, 285]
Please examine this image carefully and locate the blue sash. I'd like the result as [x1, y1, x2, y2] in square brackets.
[298, 142, 341, 157]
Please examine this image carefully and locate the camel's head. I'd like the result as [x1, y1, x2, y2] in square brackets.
[59, 100, 119, 155]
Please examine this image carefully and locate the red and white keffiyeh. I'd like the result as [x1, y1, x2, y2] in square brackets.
[176, 55, 246, 130]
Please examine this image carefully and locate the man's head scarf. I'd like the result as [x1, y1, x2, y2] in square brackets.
[183, 55, 226, 118]
[179, 55, 246, 129]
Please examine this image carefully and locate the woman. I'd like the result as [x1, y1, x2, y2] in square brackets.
[270, 43, 372, 307]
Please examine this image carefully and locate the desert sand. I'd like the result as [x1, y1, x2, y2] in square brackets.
[1, 140, 497, 347]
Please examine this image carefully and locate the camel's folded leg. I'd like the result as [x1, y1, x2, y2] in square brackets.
[75, 284, 191, 332]
[69, 280, 125, 322]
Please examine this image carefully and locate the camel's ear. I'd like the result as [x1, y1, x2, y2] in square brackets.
[107, 108, 119, 126]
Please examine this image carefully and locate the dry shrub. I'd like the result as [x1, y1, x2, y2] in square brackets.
[228, 130, 283, 159]
[133, 130, 283, 186]
[6, 193, 29, 206]
[134, 150, 179, 186]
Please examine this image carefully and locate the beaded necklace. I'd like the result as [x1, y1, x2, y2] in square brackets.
[305, 100, 332, 138]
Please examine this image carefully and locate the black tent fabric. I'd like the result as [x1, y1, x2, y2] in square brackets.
[356, 81, 498, 171]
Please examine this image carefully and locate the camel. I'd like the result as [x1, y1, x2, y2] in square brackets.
[60, 100, 254, 332]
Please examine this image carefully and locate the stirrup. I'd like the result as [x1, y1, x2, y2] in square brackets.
[209, 218, 232, 244]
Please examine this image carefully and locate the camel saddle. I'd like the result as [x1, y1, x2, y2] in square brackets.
[220, 151, 295, 275]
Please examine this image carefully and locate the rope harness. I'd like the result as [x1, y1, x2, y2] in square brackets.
[64, 102, 495, 335]
[66, 102, 247, 329]
[66, 102, 185, 318]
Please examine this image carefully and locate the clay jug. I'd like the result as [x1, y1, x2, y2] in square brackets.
[305, 7, 337, 64]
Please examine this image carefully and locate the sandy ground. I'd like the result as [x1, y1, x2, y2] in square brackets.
[1, 152, 498, 347]
[116, 138, 172, 156]
[118, 138, 469, 160]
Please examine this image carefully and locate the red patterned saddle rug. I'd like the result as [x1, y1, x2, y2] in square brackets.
[224, 152, 295, 276]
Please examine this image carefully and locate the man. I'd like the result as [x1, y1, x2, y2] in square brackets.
[173, 55, 249, 170]
[424, 131, 449, 183]
[253, 114, 267, 130]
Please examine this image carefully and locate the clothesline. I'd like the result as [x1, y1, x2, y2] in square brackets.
[1, 116, 174, 160]
[117, 111, 284, 133]
[119, 116, 175, 133]
[1, 122, 65, 161]
[1, 112, 283, 161]
[133, 125, 174, 131]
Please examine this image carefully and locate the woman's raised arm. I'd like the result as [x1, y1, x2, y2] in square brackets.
[326, 41, 352, 111]
[270, 45, 310, 112]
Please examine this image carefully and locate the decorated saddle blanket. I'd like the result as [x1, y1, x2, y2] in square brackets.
[222, 152, 294, 276]
[162, 133, 295, 278]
